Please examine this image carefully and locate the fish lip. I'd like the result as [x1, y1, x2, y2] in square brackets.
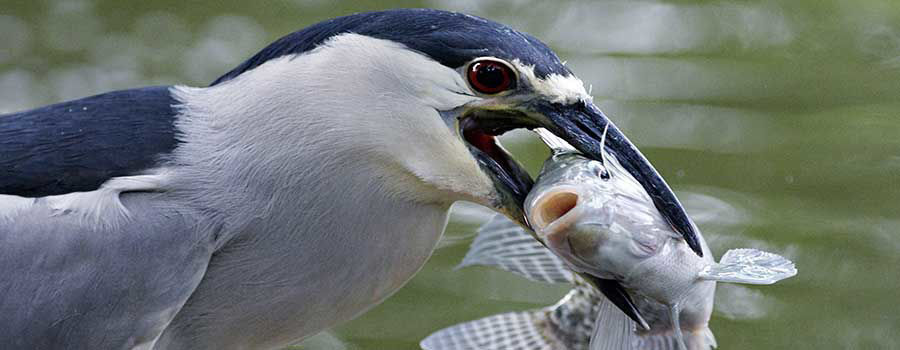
[529, 99, 704, 257]
[526, 185, 584, 239]
[525, 186, 593, 274]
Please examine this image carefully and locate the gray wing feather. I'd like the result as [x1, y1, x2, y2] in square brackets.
[459, 214, 573, 284]
[0, 191, 213, 349]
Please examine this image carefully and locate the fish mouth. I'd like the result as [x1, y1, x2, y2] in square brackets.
[527, 185, 584, 252]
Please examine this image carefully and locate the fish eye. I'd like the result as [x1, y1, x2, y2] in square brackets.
[466, 58, 516, 94]
[597, 167, 610, 180]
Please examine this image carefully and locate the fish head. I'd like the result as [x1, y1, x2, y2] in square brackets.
[524, 152, 671, 280]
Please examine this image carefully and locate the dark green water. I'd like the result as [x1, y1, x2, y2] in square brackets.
[2, 1, 898, 348]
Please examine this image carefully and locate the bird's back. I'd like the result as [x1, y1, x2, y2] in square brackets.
[0, 86, 180, 197]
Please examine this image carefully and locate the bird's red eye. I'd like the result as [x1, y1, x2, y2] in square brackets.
[467, 59, 515, 94]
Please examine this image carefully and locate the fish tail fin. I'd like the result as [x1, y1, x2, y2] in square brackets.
[699, 248, 797, 285]
[419, 309, 551, 350]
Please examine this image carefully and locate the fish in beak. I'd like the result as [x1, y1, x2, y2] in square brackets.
[452, 58, 700, 256]
[529, 100, 703, 257]
[451, 59, 702, 328]
[457, 98, 702, 257]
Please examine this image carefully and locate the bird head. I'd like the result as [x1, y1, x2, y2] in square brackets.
[204, 10, 700, 322]
[208, 9, 700, 256]
[204, 9, 702, 321]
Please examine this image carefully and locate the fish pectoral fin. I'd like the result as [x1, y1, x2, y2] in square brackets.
[588, 276, 650, 331]
[590, 299, 718, 350]
[458, 213, 574, 284]
[628, 325, 718, 350]
[589, 294, 641, 350]
[669, 304, 688, 350]
[420, 309, 552, 350]
[698, 248, 797, 285]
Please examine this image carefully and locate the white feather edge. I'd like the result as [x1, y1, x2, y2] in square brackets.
[511, 60, 592, 105]
[0, 170, 171, 229]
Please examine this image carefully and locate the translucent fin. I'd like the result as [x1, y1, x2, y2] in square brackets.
[588, 276, 650, 331]
[535, 128, 577, 153]
[588, 297, 717, 350]
[419, 310, 553, 350]
[459, 214, 573, 284]
[449, 201, 497, 226]
[589, 295, 639, 350]
[435, 233, 477, 250]
[631, 327, 717, 350]
[437, 202, 497, 249]
[669, 304, 687, 350]
[699, 248, 797, 285]
[704, 328, 718, 348]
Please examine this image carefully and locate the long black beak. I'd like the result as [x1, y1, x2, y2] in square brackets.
[533, 100, 703, 257]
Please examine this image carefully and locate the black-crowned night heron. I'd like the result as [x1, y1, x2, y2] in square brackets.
[0, 8, 701, 350]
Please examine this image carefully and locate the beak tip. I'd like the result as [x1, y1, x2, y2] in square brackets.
[684, 231, 704, 257]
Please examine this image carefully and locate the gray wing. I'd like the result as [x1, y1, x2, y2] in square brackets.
[0, 191, 213, 349]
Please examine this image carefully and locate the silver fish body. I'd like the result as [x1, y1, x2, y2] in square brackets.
[525, 151, 717, 348]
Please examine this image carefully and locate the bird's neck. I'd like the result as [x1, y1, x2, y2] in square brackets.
[166, 79, 460, 243]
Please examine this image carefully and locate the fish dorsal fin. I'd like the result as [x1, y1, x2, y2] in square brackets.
[699, 248, 797, 285]
[419, 309, 553, 350]
[459, 214, 573, 284]
[589, 294, 640, 350]
[535, 128, 577, 154]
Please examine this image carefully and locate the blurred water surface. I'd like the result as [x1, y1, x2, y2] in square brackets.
[2, 0, 898, 348]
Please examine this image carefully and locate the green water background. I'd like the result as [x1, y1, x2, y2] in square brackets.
[1, 0, 898, 348]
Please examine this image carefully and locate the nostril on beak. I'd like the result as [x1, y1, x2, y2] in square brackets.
[532, 190, 579, 230]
